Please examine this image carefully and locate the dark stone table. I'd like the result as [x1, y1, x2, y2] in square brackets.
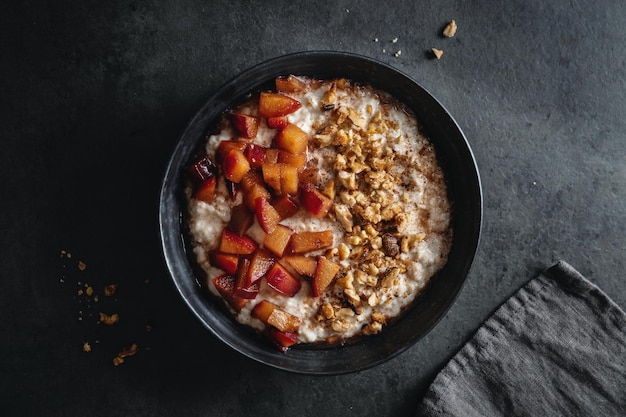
[2, 1, 624, 415]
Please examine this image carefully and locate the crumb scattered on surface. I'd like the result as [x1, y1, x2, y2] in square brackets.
[432, 48, 444, 59]
[443, 20, 457, 37]
[392, 37, 398, 43]
[394, 50, 402, 57]
[113, 343, 138, 366]
[61, 250, 154, 366]
[104, 284, 118, 297]
[99, 312, 120, 325]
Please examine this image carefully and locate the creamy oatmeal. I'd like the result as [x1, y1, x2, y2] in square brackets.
[185, 76, 452, 350]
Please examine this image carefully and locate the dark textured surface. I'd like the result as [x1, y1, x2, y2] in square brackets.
[1, 1, 624, 416]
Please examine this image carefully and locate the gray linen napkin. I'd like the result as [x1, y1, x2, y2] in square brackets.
[416, 261, 625, 417]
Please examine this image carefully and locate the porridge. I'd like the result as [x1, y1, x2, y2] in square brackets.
[185, 76, 452, 351]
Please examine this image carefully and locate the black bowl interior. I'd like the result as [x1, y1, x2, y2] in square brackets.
[159, 51, 482, 374]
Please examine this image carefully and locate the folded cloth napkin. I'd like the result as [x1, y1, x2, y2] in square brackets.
[416, 261, 625, 417]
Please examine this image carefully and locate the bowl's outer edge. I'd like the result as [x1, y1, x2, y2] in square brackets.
[159, 51, 482, 375]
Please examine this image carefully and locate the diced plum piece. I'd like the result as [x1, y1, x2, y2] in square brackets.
[265, 328, 298, 352]
[275, 75, 306, 92]
[275, 123, 308, 154]
[246, 248, 275, 286]
[299, 166, 320, 187]
[229, 113, 259, 139]
[252, 300, 300, 333]
[272, 195, 298, 219]
[288, 230, 334, 254]
[300, 182, 333, 218]
[267, 116, 288, 129]
[258, 92, 302, 118]
[243, 183, 271, 212]
[255, 197, 281, 234]
[240, 170, 265, 192]
[280, 164, 299, 196]
[321, 178, 336, 199]
[233, 257, 260, 299]
[209, 251, 239, 274]
[225, 179, 238, 200]
[187, 155, 217, 184]
[263, 224, 293, 257]
[266, 263, 302, 297]
[312, 256, 341, 296]
[262, 162, 282, 194]
[216, 140, 247, 163]
[283, 255, 318, 277]
[193, 177, 216, 203]
[241, 170, 271, 210]
[245, 144, 266, 168]
[218, 229, 257, 255]
[212, 274, 247, 312]
[222, 149, 251, 183]
[278, 150, 306, 172]
[262, 162, 299, 196]
[226, 204, 254, 236]
[264, 148, 280, 164]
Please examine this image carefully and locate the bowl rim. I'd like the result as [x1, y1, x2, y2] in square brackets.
[159, 50, 482, 374]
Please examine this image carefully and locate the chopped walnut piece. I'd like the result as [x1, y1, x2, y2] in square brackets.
[82, 342, 92, 352]
[395, 212, 410, 232]
[443, 20, 457, 37]
[363, 321, 383, 335]
[113, 356, 124, 366]
[371, 311, 386, 324]
[331, 320, 354, 333]
[381, 268, 400, 288]
[321, 303, 335, 319]
[338, 243, 351, 260]
[77, 261, 87, 271]
[367, 292, 379, 307]
[322, 179, 336, 199]
[322, 82, 337, 107]
[99, 312, 119, 325]
[336, 272, 354, 289]
[336, 307, 355, 319]
[344, 288, 361, 306]
[334, 204, 354, 232]
[337, 171, 357, 190]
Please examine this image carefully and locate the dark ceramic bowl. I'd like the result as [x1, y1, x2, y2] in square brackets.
[159, 51, 482, 374]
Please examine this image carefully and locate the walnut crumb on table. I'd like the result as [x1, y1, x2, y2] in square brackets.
[432, 48, 444, 59]
[103, 284, 118, 296]
[443, 20, 457, 37]
[113, 343, 139, 366]
[99, 312, 119, 325]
